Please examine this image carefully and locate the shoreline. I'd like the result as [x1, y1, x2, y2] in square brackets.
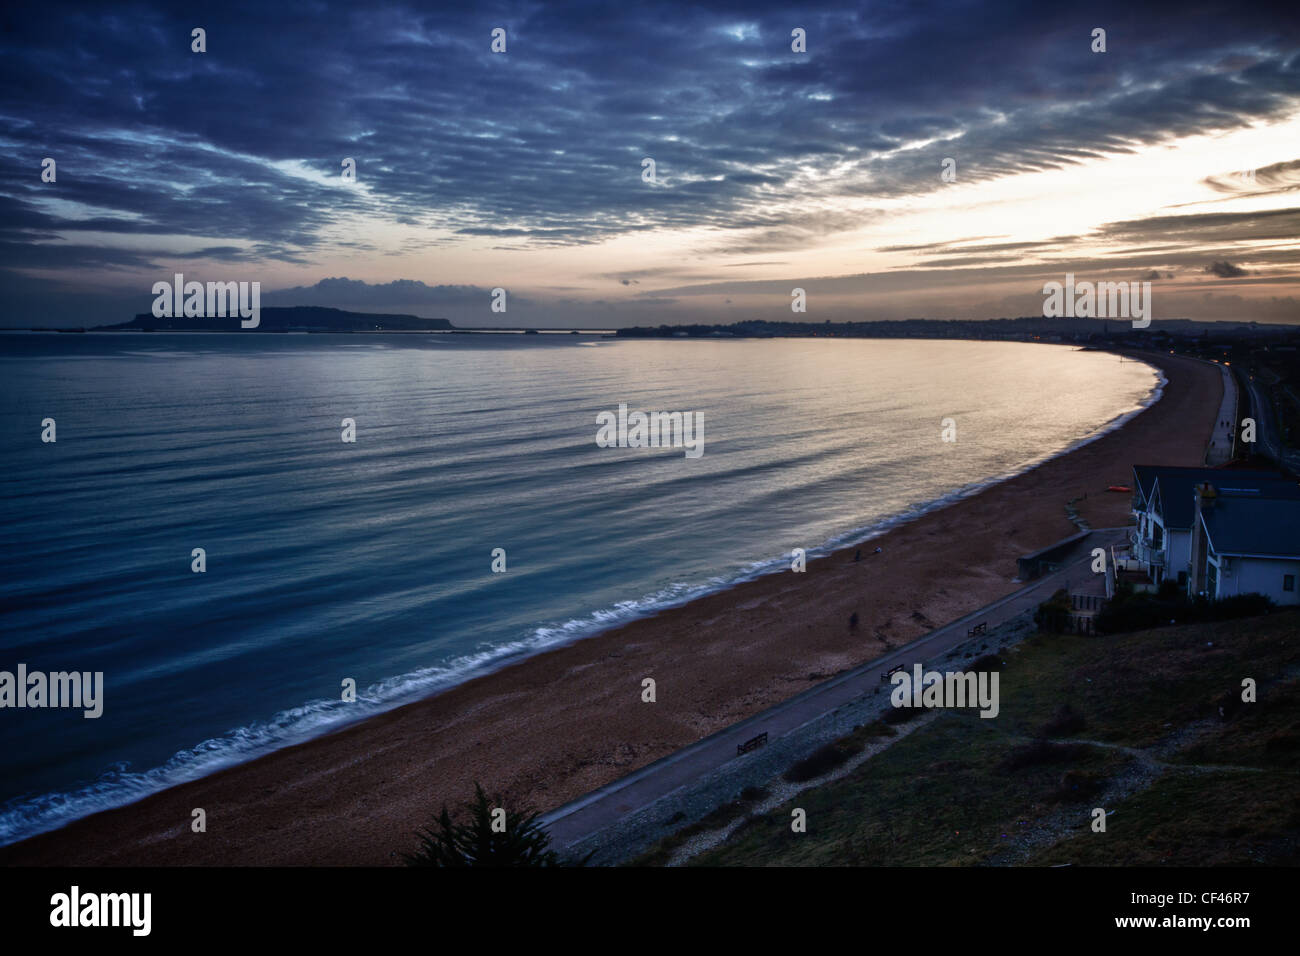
[0, 349, 1222, 866]
[0, 347, 1163, 847]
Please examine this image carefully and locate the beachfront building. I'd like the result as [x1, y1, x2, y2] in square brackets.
[1128, 465, 1289, 589]
[1189, 486, 1300, 605]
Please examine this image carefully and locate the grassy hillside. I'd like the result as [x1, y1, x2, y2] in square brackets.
[663, 609, 1300, 866]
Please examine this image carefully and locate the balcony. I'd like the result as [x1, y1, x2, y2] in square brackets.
[1129, 531, 1166, 568]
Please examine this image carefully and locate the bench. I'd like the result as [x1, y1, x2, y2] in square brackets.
[881, 664, 904, 683]
[737, 731, 768, 755]
[967, 621, 987, 637]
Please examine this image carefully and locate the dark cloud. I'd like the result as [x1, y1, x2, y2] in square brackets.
[877, 236, 1013, 252]
[1204, 260, 1250, 278]
[1203, 159, 1300, 196]
[646, 242, 1300, 300]
[918, 254, 1020, 267]
[264, 277, 505, 307]
[1096, 207, 1300, 245]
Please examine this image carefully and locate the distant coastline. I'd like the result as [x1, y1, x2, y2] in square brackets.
[614, 316, 1300, 348]
[0, 305, 615, 335]
[93, 305, 455, 333]
[5, 310, 1294, 343]
[4, 311, 1296, 344]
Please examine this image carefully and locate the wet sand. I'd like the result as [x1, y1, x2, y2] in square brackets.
[0, 350, 1223, 866]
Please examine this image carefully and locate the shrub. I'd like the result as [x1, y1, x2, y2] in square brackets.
[1097, 592, 1273, 635]
[1051, 769, 1107, 802]
[882, 703, 922, 725]
[783, 739, 862, 782]
[403, 783, 564, 867]
[853, 720, 897, 739]
[1265, 732, 1300, 754]
[998, 740, 1088, 771]
[1041, 703, 1087, 737]
[1212, 687, 1247, 722]
[1205, 593, 1275, 620]
[1034, 588, 1072, 633]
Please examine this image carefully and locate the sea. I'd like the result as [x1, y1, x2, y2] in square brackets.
[0, 332, 1160, 845]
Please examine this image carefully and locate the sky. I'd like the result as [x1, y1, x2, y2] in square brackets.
[2, 0, 1298, 328]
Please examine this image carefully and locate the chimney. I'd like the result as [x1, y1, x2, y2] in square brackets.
[1188, 482, 1217, 596]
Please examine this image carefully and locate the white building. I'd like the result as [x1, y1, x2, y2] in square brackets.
[1129, 466, 1284, 589]
[1129, 465, 1299, 598]
[1191, 487, 1300, 605]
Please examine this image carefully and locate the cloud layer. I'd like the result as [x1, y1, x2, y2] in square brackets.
[1, 1, 1297, 325]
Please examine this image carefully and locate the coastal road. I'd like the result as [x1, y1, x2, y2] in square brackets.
[542, 527, 1128, 851]
[1243, 372, 1300, 475]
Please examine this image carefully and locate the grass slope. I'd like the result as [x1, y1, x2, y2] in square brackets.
[674, 609, 1300, 866]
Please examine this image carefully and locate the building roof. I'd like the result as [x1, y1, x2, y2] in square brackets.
[1132, 466, 1289, 529]
[1215, 480, 1300, 500]
[1133, 465, 1280, 496]
[1132, 464, 1179, 504]
[1132, 465, 1266, 507]
[1201, 496, 1300, 559]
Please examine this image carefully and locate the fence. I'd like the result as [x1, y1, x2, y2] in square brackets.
[1071, 594, 1104, 612]
[1066, 615, 1097, 635]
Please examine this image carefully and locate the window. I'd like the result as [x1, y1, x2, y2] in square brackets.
[1286, 574, 1296, 593]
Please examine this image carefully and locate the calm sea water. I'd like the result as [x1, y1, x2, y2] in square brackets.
[0, 333, 1158, 844]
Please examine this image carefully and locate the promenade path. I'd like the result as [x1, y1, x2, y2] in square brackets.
[1205, 363, 1238, 466]
[543, 527, 1128, 852]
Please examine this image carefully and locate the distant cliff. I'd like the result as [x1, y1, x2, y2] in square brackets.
[96, 307, 454, 332]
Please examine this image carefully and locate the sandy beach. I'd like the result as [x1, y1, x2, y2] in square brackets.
[0, 349, 1224, 866]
